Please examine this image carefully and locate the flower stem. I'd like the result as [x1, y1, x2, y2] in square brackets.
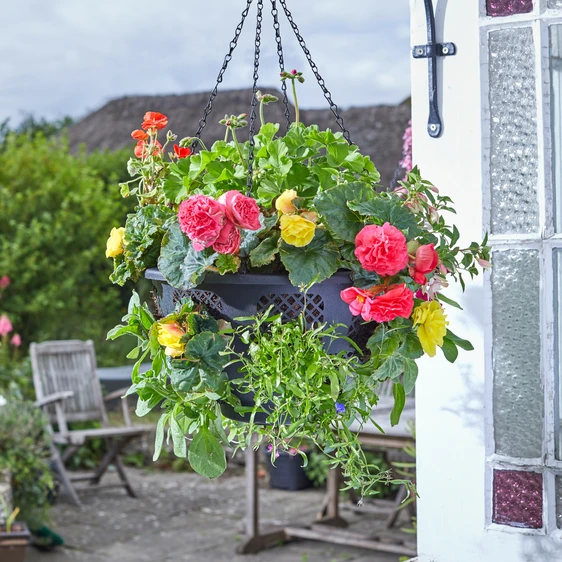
[224, 128, 230, 143]
[291, 80, 300, 125]
[259, 100, 265, 129]
[230, 128, 245, 165]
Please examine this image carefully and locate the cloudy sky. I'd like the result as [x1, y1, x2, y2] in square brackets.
[1, 0, 411, 126]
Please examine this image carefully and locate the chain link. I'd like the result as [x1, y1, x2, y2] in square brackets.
[194, 0, 254, 146]
[278, 0, 353, 145]
[271, 0, 291, 130]
[246, 0, 263, 196]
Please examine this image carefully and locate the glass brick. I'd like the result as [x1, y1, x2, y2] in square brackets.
[549, 0, 562, 8]
[556, 250, 562, 459]
[487, 0, 533, 16]
[493, 470, 543, 528]
[492, 250, 542, 458]
[489, 27, 539, 234]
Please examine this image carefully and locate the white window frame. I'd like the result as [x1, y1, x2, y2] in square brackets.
[480, 0, 562, 536]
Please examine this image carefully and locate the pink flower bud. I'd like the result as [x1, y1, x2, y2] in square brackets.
[10, 333, 21, 347]
[291, 69, 297, 75]
[476, 257, 492, 269]
[0, 315, 12, 337]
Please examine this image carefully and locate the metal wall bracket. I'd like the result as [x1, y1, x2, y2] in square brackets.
[412, 0, 456, 138]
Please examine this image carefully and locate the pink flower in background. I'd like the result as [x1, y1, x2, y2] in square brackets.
[218, 190, 261, 230]
[0, 315, 12, 336]
[0, 276, 10, 289]
[10, 333, 21, 347]
[399, 120, 413, 176]
[178, 195, 226, 251]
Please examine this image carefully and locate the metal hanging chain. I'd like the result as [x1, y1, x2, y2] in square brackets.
[246, 0, 264, 195]
[271, 0, 291, 130]
[194, 0, 254, 144]
[278, 0, 353, 145]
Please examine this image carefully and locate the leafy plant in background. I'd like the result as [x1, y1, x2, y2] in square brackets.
[0, 394, 54, 530]
[0, 131, 136, 366]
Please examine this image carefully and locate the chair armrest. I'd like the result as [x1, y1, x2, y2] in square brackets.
[35, 391, 74, 408]
[103, 387, 130, 402]
[103, 387, 133, 427]
[35, 392, 73, 436]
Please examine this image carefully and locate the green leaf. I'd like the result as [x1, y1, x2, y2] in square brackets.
[441, 338, 459, 363]
[347, 197, 420, 238]
[153, 413, 168, 461]
[329, 370, 340, 401]
[400, 333, 424, 360]
[402, 359, 418, 394]
[313, 182, 374, 242]
[188, 426, 227, 478]
[170, 362, 201, 393]
[446, 329, 474, 351]
[249, 233, 280, 267]
[390, 383, 406, 427]
[374, 354, 404, 381]
[436, 292, 463, 310]
[215, 254, 240, 274]
[135, 393, 160, 417]
[326, 142, 352, 167]
[184, 332, 228, 373]
[170, 414, 187, 457]
[158, 222, 217, 289]
[163, 175, 187, 203]
[279, 229, 340, 287]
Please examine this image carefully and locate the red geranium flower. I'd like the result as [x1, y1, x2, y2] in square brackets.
[141, 112, 168, 130]
[174, 144, 192, 159]
[134, 140, 162, 159]
[131, 129, 148, 141]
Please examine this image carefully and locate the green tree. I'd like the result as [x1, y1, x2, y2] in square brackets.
[0, 132, 133, 364]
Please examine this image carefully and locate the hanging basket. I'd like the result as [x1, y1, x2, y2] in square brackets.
[146, 267, 371, 423]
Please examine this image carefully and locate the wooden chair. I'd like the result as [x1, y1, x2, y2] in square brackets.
[30, 340, 152, 506]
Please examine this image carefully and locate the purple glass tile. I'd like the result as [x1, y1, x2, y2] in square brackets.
[487, 0, 533, 16]
[493, 470, 543, 529]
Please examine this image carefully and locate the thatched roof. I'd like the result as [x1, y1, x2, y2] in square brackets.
[68, 88, 410, 186]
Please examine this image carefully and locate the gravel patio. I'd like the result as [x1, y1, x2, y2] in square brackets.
[26, 467, 413, 562]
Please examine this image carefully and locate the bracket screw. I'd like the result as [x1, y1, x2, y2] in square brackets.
[442, 46, 449, 55]
[417, 48, 424, 55]
[429, 124, 437, 132]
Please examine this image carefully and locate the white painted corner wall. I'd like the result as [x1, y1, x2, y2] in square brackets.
[409, 1, 562, 560]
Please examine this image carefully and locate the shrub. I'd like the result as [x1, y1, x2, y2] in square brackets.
[0, 133, 133, 366]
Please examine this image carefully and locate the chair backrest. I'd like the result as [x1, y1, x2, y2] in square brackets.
[30, 340, 107, 426]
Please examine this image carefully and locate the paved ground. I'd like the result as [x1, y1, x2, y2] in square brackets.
[26, 467, 415, 562]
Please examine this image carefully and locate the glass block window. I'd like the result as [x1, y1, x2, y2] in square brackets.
[557, 476, 562, 529]
[493, 470, 543, 528]
[492, 250, 543, 458]
[548, 0, 562, 8]
[488, 28, 539, 235]
[487, 0, 533, 17]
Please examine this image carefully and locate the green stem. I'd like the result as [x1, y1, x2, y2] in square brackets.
[291, 79, 300, 125]
[259, 100, 265, 129]
[230, 129, 245, 165]
[224, 128, 230, 143]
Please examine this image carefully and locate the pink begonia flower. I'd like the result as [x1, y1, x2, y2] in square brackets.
[0, 315, 12, 336]
[10, 333, 21, 347]
[476, 257, 492, 269]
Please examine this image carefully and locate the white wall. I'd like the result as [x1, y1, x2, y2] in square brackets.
[410, 1, 562, 560]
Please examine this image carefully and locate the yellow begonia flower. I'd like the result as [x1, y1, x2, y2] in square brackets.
[157, 322, 185, 357]
[275, 189, 298, 214]
[412, 301, 448, 357]
[105, 227, 126, 258]
[280, 215, 316, 247]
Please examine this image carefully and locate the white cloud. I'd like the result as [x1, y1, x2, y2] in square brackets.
[0, 0, 411, 125]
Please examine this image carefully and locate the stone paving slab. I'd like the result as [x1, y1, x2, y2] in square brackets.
[26, 468, 412, 562]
